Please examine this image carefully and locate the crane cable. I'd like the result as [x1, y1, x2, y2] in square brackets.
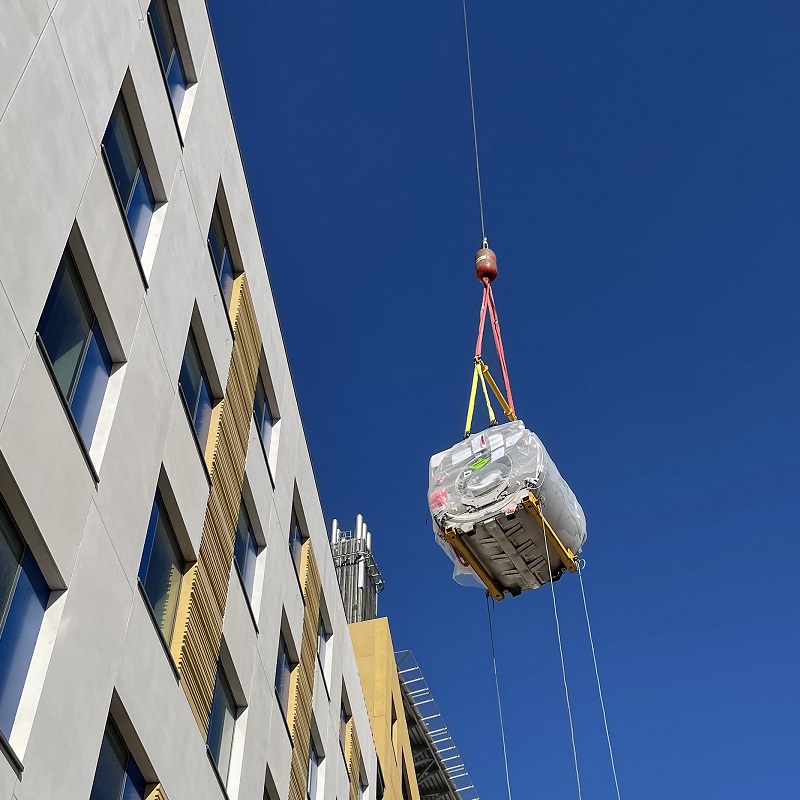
[486, 595, 513, 800]
[462, 0, 486, 243]
[543, 529, 583, 799]
[578, 562, 623, 800]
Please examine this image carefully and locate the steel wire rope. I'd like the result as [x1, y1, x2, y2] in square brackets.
[578, 562, 623, 800]
[486, 594, 513, 800]
[542, 520, 583, 799]
[462, 0, 486, 243]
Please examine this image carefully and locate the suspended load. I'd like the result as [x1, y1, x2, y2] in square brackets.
[429, 420, 586, 599]
[427, 241, 587, 599]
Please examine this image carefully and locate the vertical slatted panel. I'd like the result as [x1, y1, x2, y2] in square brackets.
[175, 274, 262, 733]
[348, 723, 361, 800]
[287, 540, 322, 800]
[144, 785, 168, 800]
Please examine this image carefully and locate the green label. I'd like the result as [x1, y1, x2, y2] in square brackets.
[469, 456, 490, 471]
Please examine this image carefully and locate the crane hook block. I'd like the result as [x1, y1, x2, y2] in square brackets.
[475, 246, 498, 283]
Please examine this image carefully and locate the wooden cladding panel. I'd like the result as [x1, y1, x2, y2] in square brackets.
[144, 785, 169, 800]
[348, 724, 361, 800]
[177, 275, 263, 733]
[287, 540, 322, 800]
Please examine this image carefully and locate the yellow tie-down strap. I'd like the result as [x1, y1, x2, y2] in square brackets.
[521, 492, 579, 573]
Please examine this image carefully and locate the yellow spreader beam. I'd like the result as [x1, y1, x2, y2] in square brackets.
[442, 526, 505, 601]
[521, 491, 580, 573]
[443, 491, 579, 601]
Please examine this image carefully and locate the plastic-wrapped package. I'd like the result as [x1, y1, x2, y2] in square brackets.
[428, 420, 587, 590]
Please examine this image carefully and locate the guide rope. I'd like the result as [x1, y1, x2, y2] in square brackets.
[578, 562, 623, 800]
[543, 532, 583, 799]
[486, 595, 513, 800]
[462, 0, 486, 242]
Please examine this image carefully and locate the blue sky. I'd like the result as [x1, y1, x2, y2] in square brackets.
[206, 2, 799, 797]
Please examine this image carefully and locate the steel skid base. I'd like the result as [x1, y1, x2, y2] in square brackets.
[443, 491, 579, 601]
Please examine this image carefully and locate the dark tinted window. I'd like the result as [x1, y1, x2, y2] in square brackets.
[102, 98, 155, 256]
[38, 249, 112, 444]
[179, 329, 213, 447]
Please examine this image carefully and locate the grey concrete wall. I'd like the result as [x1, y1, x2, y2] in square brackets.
[0, 2, 376, 799]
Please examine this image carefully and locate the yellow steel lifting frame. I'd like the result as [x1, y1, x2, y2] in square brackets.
[442, 526, 505, 601]
[521, 491, 580, 573]
[441, 491, 579, 601]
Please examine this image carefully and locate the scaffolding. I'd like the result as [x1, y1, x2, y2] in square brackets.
[396, 650, 480, 800]
[331, 514, 385, 624]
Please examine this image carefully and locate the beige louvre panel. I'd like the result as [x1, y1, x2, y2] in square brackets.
[287, 541, 322, 800]
[348, 724, 361, 800]
[144, 785, 169, 800]
[176, 275, 263, 734]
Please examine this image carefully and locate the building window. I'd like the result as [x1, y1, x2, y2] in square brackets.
[359, 776, 368, 800]
[138, 491, 184, 643]
[316, 618, 329, 690]
[275, 633, 293, 720]
[339, 703, 350, 757]
[307, 739, 321, 800]
[233, 501, 257, 600]
[88, 720, 146, 800]
[179, 329, 213, 448]
[207, 205, 236, 309]
[102, 97, 156, 257]
[148, 0, 188, 116]
[37, 248, 113, 446]
[253, 371, 276, 459]
[288, 510, 304, 575]
[207, 666, 237, 784]
[0, 501, 49, 738]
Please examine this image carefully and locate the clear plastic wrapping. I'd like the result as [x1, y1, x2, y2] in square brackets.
[428, 420, 587, 586]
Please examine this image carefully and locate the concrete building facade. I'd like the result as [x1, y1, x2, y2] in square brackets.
[0, 2, 377, 800]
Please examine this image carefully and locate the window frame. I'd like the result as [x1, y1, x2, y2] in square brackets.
[253, 368, 279, 473]
[36, 247, 114, 453]
[274, 632, 295, 727]
[0, 499, 49, 742]
[207, 665, 238, 786]
[137, 490, 186, 652]
[146, 0, 189, 131]
[307, 737, 321, 800]
[100, 95, 156, 265]
[207, 204, 237, 312]
[88, 719, 147, 800]
[178, 327, 215, 454]
[233, 500, 259, 607]
[288, 509, 305, 580]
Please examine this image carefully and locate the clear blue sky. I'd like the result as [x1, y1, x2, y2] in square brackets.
[206, 2, 799, 797]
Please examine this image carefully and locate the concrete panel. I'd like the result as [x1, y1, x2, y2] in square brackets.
[15, 504, 132, 800]
[93, 308, 175, 587]
[162, 395, 210, 557]
[0, 756, 17, 800]
[52, 0, 141, 144]
[75, 157, 146, 358]
[0, 21, 96, 342]
[0, 348, 95, 583]
[116, 594, 220, 800]
[128, 23, 182, 195]
[194, 250, 233, 390]
[182, 48, 232, 236]
[145, 168, 206, 382]
[222, 566, 257, 705]
[0, 0, 49, 122]
[0, 285, 29, 428]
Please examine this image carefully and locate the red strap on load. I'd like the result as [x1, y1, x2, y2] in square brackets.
[474, 279, 515, 418]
